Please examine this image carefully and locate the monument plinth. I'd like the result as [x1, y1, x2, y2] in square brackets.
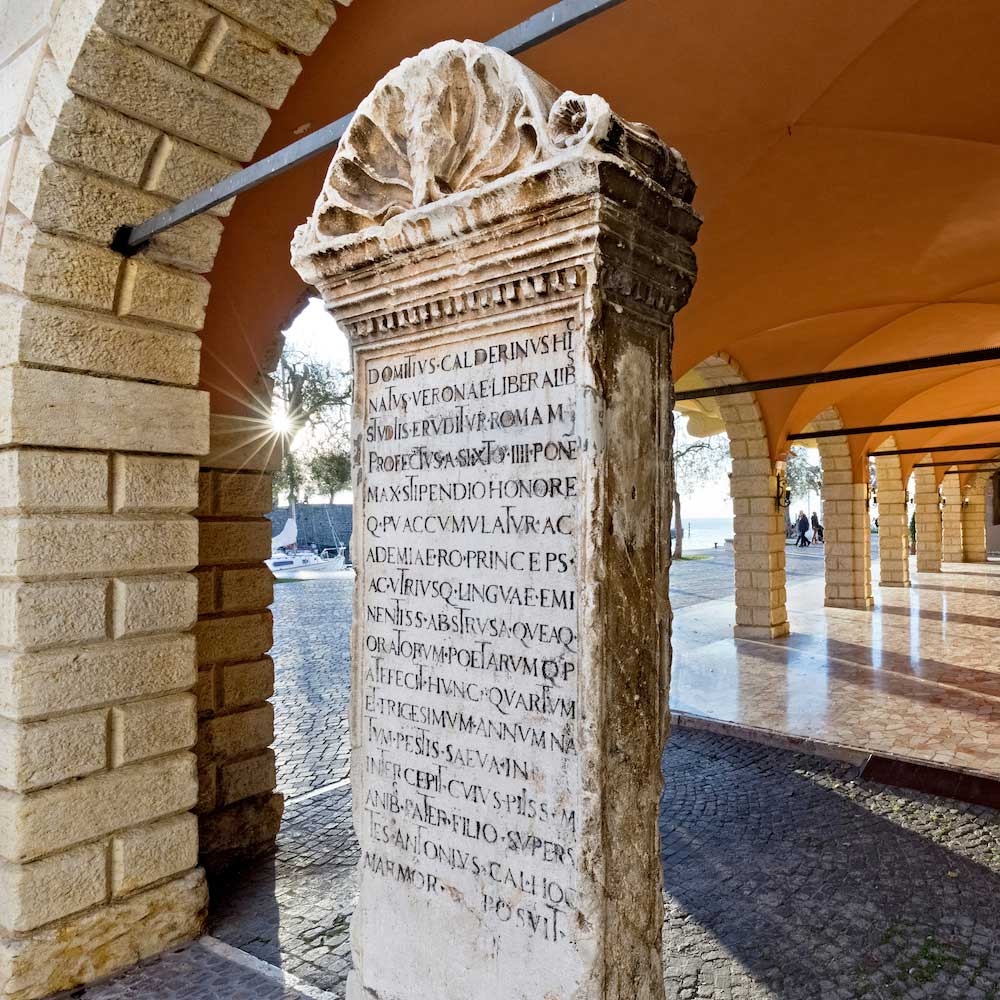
[292, 40, 699, 1000]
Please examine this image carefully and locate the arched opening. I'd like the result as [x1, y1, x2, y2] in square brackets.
[680, 354, 789, 640]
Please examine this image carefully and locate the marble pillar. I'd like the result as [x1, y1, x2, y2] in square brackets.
[292, 41, 700, 1000]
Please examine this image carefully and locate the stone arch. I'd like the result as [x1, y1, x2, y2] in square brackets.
[808, 407, 873, 609]
[691, 353, 789, 638]
[961, 468, 991, 562]
[871, 436, 910, 587]
[0, 1, 345, 996]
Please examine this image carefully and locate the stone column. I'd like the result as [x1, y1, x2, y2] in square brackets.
[292, 41, 699, 1000]
[695, 357, 788, 639]
[194, 415, 283, 872]
[940, 473, 964, 564]
[822, 481, 874, 608]
[814, 411, 873, 609]
[913, 467, 942, 572]
[730, 466, 789, 638]
[873, 448, 910, 587]
[962, 480, 988, 562]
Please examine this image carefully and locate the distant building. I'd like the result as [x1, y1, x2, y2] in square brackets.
[268, 504, 353, 562]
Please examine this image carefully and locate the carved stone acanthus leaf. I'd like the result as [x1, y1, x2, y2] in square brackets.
[302, 40, 618, 242]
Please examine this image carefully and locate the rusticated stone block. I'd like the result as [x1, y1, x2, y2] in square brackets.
[0, 217, 119, 314]
[0, 294, 201, 387]
[115, 258, 210, 332]
[204, 0, 339, 55]
[0, 842, 107, 934]
[0, 753, 197, 863]
[111, 813, 198, 896]
[0, 634, 195, 720]
[0, 368, 208, 455]
[198, 793, 282, 873]
[0, 712, 108, 793]
[112, 574, 197, 637]
[112, 456, 199, 514]
[0, 514, 198, 580]
[9, 137, 222, 273]
[195, 610, 272, 666]
[219, 748, 275, 805]
[0, 448, 108, 514]
[27, 59, 158, 187]
[212, 470, 272, 516]
[111, 693, 197, 766]
[0, 580, 108, 649]
[218, 565, 273, 612]
[196, 703, 273, 760]
[198, 519, 272, 566]
[0, 869, 206, 1000]
[219, 657, 274, 708]
[52, 25, 270, 161]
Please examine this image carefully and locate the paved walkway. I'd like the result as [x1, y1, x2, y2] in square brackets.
[76, 551, 1000, 1000]
[674, 550, 1000, 779]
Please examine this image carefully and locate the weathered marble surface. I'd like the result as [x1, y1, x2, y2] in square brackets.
[293, 40, 699, 1000]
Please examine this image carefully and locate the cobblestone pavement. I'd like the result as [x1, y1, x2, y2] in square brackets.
[270, 574, 354, 797]
[78, 556, 1000, 1000]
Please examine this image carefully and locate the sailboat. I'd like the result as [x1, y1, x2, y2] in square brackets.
[266, 515, 349, 580]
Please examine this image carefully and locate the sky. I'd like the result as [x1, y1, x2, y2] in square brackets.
[284, 297, 350, 370]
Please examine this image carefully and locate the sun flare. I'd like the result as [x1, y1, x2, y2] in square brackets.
[270, 410, 293, 434]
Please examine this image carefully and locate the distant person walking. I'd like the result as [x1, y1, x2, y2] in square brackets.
[811, 512, 824, 544]
[796, 510, 810, 547]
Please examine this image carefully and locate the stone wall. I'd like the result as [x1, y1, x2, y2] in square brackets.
[0, 0, 344, 995]
[695, 355, 789, 638]
[194, 416, 282, 873]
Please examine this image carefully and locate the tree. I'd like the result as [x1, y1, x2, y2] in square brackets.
[672, 419, 730, 559]
[309, 449, 352, 503]
[272, 342, 351, 510]
[272, 452, 309, 508]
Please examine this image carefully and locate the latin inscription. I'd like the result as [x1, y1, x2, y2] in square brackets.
[358, 318, 582, 958]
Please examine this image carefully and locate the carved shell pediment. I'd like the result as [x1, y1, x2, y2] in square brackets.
[304, 40, 616, 241]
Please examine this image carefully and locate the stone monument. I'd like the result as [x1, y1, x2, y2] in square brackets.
[292, 40, 699, 1000]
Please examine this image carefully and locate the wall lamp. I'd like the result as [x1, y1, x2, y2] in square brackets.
[775, 463, 791, 510]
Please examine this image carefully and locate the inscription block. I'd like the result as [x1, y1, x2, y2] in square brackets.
[293, 39, 699, 1000]
[359, 315, 583, 993]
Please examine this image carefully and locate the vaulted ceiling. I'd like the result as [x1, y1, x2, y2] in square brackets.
[200, 0, 1000, 486]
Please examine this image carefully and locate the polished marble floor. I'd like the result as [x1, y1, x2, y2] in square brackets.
[672, 553, 1000, 779]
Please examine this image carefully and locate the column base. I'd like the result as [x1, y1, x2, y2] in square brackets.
[0, 870, 206, 1000]
[916, 564, 941, 573]
[879, 579, 910, 588]
[734, 622, 790, 640]
[825, 597, 874, 610]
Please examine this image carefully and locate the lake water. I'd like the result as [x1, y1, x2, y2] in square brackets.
[675, 516, 732, 552]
